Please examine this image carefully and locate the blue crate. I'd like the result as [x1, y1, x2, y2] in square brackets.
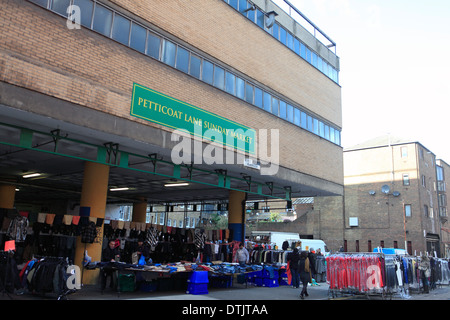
[186, 283, 208, 295]
[263, 278, 279, 288]
[210, 275, 232, 288]
[262, 269, 277, 279]
[189, 271, 209, 283]
[254, 277, 263, 287]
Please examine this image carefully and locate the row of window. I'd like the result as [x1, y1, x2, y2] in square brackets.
[29, 0, 342, 146]
[222, 0, 339, 83]
[346, 240, 413, 254]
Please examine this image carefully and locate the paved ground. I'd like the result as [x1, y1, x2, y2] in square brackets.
[3, 281, 449, 301]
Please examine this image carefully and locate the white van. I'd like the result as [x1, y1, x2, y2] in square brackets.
[297, 239, 328, 254]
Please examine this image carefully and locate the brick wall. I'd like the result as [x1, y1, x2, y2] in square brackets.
[0, 0, 343, 184]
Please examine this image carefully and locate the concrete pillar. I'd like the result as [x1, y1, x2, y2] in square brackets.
[228, 190, 247, 243]
[0, 185, 16, 209]
[132, 198, 147, 223]
[74, 162, 110, 285]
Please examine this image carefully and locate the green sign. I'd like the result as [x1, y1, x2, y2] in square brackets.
[130, 83, 256, 154]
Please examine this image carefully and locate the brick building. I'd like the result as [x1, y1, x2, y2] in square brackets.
[331, 135, 446, 256]
[0, 0, 343, 283]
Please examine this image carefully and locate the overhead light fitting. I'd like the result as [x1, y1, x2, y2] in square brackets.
[109, 187, 130, 191]
[23, 173, 41, 179]
[164, 183, 189, 187]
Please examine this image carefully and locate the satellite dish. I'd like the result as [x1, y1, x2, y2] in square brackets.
[393, 191, 401, 197]
[369, 190, 376, 196]
[381, 185, 391, 194]
[265, 11, 278, 28]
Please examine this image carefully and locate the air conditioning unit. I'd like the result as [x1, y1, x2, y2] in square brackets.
[349, 217, 359, 227]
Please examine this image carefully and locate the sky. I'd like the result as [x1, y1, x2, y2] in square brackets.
[275, 0, 450, 162]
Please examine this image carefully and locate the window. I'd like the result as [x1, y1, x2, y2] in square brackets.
[272, 23, 279, 40]
[287, 33, 294, 50]
[202, 60, 214, 85]
[263, 92, 271, 112]
[176, 46, 190, 73]
[422, 175, 426, 188]
[245, 83, 254, 104]
[368, 240, 372, 253]
[189, 54, 201, 79]
[424, 205, 429, 217]
[306, 115, 313, 131]
[238, 0, 248, 15]
[306, 47, 311, 63]
[229, 0, 238, 10]
[236, 77, 245, 99]
[254, 87, 263, 108]
[271, 97, 279, 116]
[146, 32, 161, 59]
[280, 27, 287, 45]
[129, 22, 146, 53]
[404, 204, 412, 217]
[300, 43, 306, 59]
[161, 39, 176, 67]
[286, 104, 293, 123]
[294, 108, 300, 126]
[92, 4, 113, 37]
[319, 121, 325, 138]
[313, 119, 319, 135]
[403, 174, 410, 186]
[51, 0, 70, 17]
[330, 127, 335, 142]
[294, 38, 300, 55]
[401, 146, 408, 158]
[256, 9, 264, 28]
[213, 65, 225, 90]
[279, 101, 287, 119]
[300, 111, 307, 129]
[73, 0, 93, 28]
[111, 14, 130, 45]
[225, 72, 236, 95]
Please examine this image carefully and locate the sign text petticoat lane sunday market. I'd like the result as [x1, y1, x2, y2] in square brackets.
[130, 83, 256, 155]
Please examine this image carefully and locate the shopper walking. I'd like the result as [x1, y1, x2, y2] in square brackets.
[287, 248, 300, 288]
[418, 253, 431, 294]
[298, 250, 311, 299]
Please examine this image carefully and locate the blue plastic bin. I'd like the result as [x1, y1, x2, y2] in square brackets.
[186, 283, 208, 295]
[189, 271, 209, 283]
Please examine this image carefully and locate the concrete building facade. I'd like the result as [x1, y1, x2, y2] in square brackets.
[0, 0, 343, 283]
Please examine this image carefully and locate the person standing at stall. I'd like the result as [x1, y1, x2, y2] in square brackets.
[235, 243, 249, 267]
[419, 253, 431, 294]
[298, 250, 311, 299]
[287, 248, 300, 288]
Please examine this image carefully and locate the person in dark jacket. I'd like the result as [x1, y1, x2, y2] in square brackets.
[287, 248, 300, 288]
[298, 250, 311, 299]
[101, 239, 120, 292]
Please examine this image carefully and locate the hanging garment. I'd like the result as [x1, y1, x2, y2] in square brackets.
[145, 227, 158, 247]
[81, 221, 97, 243]
[7, 215, 29, 242]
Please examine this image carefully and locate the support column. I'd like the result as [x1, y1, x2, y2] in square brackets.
[228, 190, 247, 243]
[132, 197, 147, 223]
[74, 162, 110, 285]
[0, 185, 16, 209]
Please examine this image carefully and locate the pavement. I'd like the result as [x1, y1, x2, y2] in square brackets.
[3, 280, 449, 301]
